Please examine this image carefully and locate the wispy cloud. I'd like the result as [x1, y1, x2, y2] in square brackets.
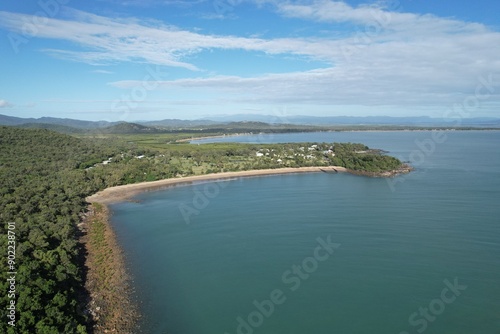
[277, 1, 389, 24]
[101, 0, 208, 8]
[274, 1, 488, 37]
[109, 67, 500, 107]
[0, 8, 349, 69]
[92, 69, 113, 74]
[105, 0, 500, 107]
[0, 99, 13, 108]
[1, 2, 500, 110]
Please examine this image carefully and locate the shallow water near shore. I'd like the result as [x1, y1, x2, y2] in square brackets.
[110, 131, 500, 334]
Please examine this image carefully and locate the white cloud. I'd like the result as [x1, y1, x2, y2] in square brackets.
[0, 8, 391, 69]
[1, 2, 500, 111]
[109, 67, 500, 107]
[0, 100, 13, 108]
[277, 1, 387, 24]
[106, 0, 500, 107]
[274, 0, 488, 38]
[92, 69, 113, 74]
[103, 0, 208, 7]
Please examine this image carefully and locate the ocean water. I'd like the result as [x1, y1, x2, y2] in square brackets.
[110, 131, 500, 334]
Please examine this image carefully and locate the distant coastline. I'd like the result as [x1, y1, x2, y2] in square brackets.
[176, 133, 252, 142]
[180, 128, 500, 144]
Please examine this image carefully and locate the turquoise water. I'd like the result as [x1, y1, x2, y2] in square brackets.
[110, 131, 500, 334]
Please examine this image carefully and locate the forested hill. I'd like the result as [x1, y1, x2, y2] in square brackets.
[1, 129, 90, 332]
[0, 127, 141, 333]
[1, 127, 177, 333]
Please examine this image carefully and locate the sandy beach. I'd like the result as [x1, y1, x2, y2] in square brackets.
[86, 166, 347, 204]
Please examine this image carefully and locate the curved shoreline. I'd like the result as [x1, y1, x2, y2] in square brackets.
[83, 166, 344, 332]
[86, 166, 347, 204]
[83, 164, 412, 332]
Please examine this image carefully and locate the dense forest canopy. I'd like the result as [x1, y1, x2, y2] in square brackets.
[0, 128, 111, 333]
[0, 126, 407, 333]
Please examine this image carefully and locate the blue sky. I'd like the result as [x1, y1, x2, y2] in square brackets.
[0, 0, 499, 121]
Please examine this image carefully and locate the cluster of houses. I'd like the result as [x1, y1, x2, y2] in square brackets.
[85, 154, 146, 170]
[255, 144, 335, 164]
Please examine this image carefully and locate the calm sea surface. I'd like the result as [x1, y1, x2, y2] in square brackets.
[110, 131, 500, 334]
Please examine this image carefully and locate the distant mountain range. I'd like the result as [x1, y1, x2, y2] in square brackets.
[0, 114, 115, 129]
[1, 113, 499, 134]
[202, 114, 500, 127]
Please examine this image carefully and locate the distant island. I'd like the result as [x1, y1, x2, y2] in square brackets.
[0, 125, 411, 333]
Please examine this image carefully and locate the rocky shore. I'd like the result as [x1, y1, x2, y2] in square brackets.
[79, 203, 140, 334]
[347, 163, 414, 177]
